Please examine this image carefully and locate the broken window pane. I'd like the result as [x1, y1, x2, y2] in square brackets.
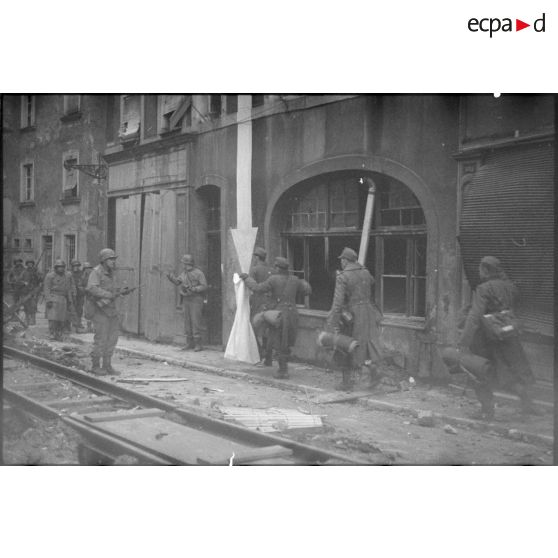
[383, 277, 406, 314]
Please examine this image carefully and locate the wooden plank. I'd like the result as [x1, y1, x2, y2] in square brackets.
[315, 391, 376, 405]
[83, 408, 165, 423]
[116, 195, 142, 333]
[42, 396, 115, 408]
[158, 189, 181, 340]
[11, 381, 59, 391]
[116, 377, 190, 383]
[197, 445, 293, 465]
[80, 415, 260, 465]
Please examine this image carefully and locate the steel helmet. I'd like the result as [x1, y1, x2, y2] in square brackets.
[99, 248, 117, 262]
[181, 254, 194, 265]
[83, 261, 92, 269]
[71, 259, 81, 267]
[54, 259, 66, 268]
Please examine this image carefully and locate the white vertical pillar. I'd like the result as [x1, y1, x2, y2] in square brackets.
[236, 94, 252, 229]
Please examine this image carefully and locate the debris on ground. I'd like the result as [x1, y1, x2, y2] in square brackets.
[417, 410, 435, 427]
[444, 424, 458, 435]
[219, 406, 325, 432]
[508, 429, 523, 441]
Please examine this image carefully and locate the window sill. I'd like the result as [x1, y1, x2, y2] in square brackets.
[60, 196, 81, 205]
[381, 315, 426, 330]
[298, 308, 426, 330]
[19, 201, 35, 208]
[60, 111, 82, 123]
[19, 125, 36, 132]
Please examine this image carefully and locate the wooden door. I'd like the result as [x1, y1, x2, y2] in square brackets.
[140, 190, 182, 341]
[115, 195, 142, 333]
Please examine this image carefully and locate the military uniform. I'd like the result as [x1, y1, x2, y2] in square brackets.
[168, 264, 208, 350]
[21, 263, 41, 325]
[7, 262, 26, 306]
[326, 248, 382, 390]
[81, 264, 94, 332]
[44, 266, 75, 340]
[70, 264, 85, 331]
[460, 272, 535, 417]
[249, 250, 274, 363]
[86, 263, 121, 372]
[244, 258, 311, 378]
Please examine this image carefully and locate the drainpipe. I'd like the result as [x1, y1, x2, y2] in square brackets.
[358, 177, 377, 265]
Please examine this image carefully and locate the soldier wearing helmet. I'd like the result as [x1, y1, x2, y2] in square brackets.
[85, 248, 131, 375]
[80, 262, 94, 332]
[69, 259, 85, 333]
[326, 247, 383, 392]
[21, 259, 42, 326]
[166, 254, 208, 351]
[43, 259, 76, 340]
[241, 256, 312, 379]
[249, 246, 274, 366]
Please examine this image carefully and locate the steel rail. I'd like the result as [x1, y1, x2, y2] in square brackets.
[4, 344, 367, 465]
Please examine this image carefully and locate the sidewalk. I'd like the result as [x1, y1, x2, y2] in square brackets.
[64, 330, 553, 448]
[11, 310, 553, 448]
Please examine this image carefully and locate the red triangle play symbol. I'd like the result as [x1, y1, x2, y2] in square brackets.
[516, 19, 530, 31]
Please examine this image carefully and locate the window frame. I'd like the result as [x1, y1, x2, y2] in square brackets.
[119, 94, 141, 141]
[158, 94, 186, 133]
[62, 150, 80, 199]
[281, 175, 427, 319]
[20, 95, 35, 128]
[63, 233, 77, 267]
[20, 160, 35, 202]
[63, 94, 81, 115]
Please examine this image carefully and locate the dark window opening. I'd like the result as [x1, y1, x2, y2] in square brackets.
[280, 172, 426, 317]
[209, 95, 222, 118]
[252, 95, 264, 107]
[226, 95, 238, 114]
[42, 236, 53, 274]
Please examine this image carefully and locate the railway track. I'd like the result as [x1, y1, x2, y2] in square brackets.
[3, 344, 366, 465]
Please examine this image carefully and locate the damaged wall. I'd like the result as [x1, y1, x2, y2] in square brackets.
[2, 95, 109, 270]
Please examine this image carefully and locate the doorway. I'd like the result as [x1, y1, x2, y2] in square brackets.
[198, 185, 222, 346]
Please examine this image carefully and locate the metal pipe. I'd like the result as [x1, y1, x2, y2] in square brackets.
[358, 178, 377, 266]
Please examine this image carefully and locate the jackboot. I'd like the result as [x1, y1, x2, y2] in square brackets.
[273, 358, 289, 379]
[91, 357, 106, 376]
[193, 337, 203, 352]
[102, 355, 120, 376]
[335, 369, 354, 391]
[181, 337, 195, 351]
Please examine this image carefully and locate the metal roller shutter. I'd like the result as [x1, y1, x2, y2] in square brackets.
[460, 141, 554, 336]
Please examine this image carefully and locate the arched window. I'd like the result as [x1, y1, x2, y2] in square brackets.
[278, 171, 427, 317]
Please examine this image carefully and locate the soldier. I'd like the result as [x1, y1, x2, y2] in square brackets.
[326, 247, 382, 391]
[458, 256, 541, 419]
[81, 262, 94, 332]
[249, 247, 274, 366]
[241, 256, 312, 379]
[70, 259, 85, 333]
[86, 248, 134, 376]
[44, 259, 75, 340]
[21, 259, 42, 325]
[166, 254, 208, 352]
[7, 258, 26, 307]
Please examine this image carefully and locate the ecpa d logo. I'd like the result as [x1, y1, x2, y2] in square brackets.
[468, 13, 546, 37]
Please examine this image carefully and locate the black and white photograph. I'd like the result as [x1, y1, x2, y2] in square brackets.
[1, 3, 556, 557]
[2, 93, 554, 466]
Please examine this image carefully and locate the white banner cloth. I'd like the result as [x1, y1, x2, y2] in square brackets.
[224, 273, 260, 364]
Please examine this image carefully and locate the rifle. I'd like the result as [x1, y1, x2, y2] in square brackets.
[166, 271, 195, 296]
[95, 285, 143, 309]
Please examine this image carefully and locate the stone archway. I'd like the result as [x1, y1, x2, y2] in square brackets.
[263, 154, 441, 328]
